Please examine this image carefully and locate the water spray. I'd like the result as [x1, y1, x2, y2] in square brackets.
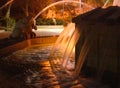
[34, 0, 94, 20]
[102, 0, 110, 8]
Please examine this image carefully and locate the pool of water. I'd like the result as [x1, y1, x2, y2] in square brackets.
[0, 44, 108, 88]
[0, 44, 77, 88]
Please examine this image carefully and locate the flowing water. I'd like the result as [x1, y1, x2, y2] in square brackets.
[46, 0, 116, 77]
[62, 27, 80, 69]
[49, 23, 76, 71]
[33, 0, 119, 80]
[33, 0, 94, 72]
[39, 1, 94, 73]
[74, 28, 97, 77]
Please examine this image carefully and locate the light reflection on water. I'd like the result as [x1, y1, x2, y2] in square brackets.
[2, 44, 53, 62]
[1, 44, 75, 87]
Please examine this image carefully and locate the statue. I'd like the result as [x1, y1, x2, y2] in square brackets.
[10, 16, 37, 39]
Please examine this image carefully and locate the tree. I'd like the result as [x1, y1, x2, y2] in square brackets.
[10, 0, 54, 19]
[86, 0, 104, 7]
[0, 0, 15, 31]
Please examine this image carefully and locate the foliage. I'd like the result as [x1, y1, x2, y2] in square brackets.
[56, 19, 66, 25]
[6, 17, 16, 31]
[36, 18, 66, 25]
[0, 17, 16, 31]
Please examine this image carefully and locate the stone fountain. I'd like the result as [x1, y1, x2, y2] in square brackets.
[1, 1, 120, 87]
[73, 6, 120, 88]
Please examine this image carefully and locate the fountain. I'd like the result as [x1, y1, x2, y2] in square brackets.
[0, 13, 101, 88]
[44, 1, 94, 71]
[46, 0, 114, 71]
[47, 1, 120, 87]
[1, 0, 120, 88]
[72, 6, 120, 88]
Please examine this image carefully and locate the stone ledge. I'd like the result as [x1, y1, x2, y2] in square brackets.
[0, 36, 58, 57]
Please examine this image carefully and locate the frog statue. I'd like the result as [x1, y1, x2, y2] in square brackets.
[10, 16, 37, 39]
